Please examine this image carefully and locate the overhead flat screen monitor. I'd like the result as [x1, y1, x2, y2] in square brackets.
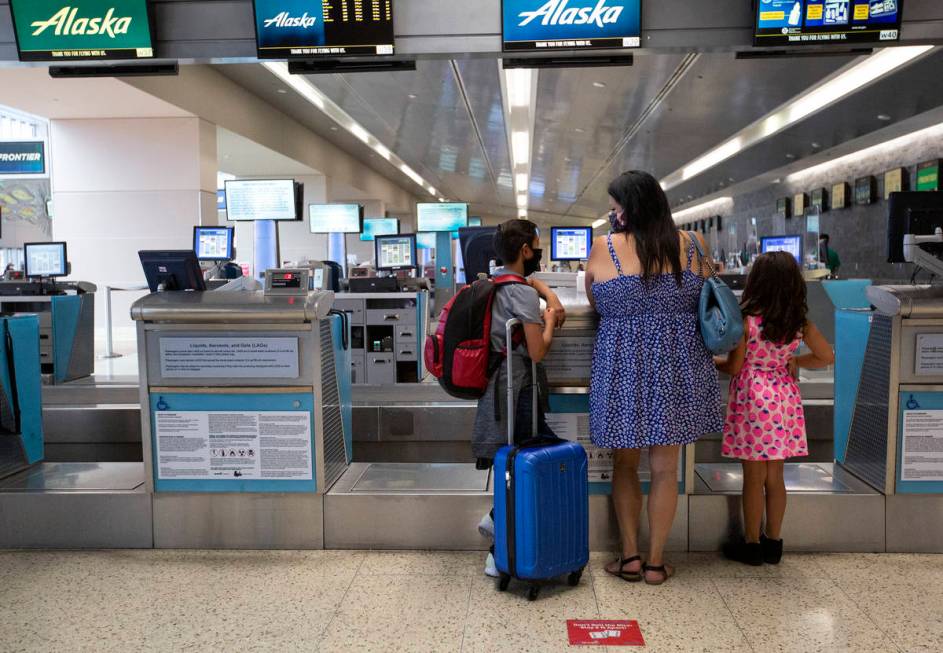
[309, 204, 363, 234]
[375, 234, 417, 271]
[252, 0, 394, 58]
[225, 179, 299, 222]
[502, 0, 641, 51]
[193, 226, 235, 262]
[139, 250, 206, 293]
[360, 218, 400, 241]
[551, 226, 593, 261]
[761, 235, 803, 264]
[417, 203, 469, 232]
[24, 242, 68, 278]
[754, 0, 903, 46]
[9, 0, 156, 62]
[416, 232, 437, 250]
[887, 192, 943, 262]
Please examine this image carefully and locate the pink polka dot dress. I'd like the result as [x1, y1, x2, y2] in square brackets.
[722, 315, 808, 461]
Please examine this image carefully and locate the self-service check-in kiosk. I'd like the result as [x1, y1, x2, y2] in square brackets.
[131, 270, 351, 549]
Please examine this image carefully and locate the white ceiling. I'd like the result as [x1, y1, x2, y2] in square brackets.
[216, 126, 319, 178]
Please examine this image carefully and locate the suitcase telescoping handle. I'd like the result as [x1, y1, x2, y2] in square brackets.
[505, 318, 538, 446]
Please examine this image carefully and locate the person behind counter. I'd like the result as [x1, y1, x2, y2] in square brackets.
[586, 170, 723, 586]
[471, 218, 565, 578]
[819, 234, 841, 276]
[715, 251, 835, 566]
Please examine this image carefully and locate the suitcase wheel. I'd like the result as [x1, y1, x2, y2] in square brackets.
[498, 574, 511, 592]
[527, 585, 540, 602]
[567, 570, 583, 587]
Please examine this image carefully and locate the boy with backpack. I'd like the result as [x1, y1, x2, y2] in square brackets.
[470, 219, 564, 577]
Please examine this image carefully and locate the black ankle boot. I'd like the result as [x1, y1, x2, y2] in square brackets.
[761, 535, 783, 564]
[723, 539, 764, 566]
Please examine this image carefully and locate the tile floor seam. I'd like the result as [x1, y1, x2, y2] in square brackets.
[314, 552, 367, 651]
[709, 577, 757, 653]
[458, 570, 475, 653]
[822, 564, 906, 653]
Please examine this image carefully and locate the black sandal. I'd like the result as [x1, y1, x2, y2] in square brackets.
[642, 563, 674, 586]
[605, 555, 642, 582]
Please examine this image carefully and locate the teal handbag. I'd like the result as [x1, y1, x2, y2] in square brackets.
[688, 232, 744, 355]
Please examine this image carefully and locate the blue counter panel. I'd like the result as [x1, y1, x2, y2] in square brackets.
[150, 392, 317, 493]
[834, 310, 873, 463]
[50, 295, 81, 384]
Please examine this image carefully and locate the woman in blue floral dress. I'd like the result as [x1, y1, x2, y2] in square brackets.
[585, 171, 723, 585]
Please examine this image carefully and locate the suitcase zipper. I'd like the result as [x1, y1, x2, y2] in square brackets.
[505, 447, 518, 579]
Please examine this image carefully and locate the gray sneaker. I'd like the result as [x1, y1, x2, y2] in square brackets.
[484, 552, 499, 578]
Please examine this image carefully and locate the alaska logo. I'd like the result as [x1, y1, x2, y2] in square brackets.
[518, 0, 625, 28]
[263, 11, 318, 29]
[30, 7, 133, 38]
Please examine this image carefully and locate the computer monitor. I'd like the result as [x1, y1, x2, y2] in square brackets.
[224, 179, 300, 222]
[417, 202, 468, 232]
[760, 235, 802, 264]
[375, 234, 417, 271]
[550, 227, 593, 261]
[887, 192, 943, 263]
[360, 218, 400, 241]
[459, 227, 499, 280]
[24, 242, 68, 278]
[193, 226, 235, 261]
[139, 250, 207, 292]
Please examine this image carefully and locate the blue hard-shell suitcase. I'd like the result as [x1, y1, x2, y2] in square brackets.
[492, 319, 589, 601]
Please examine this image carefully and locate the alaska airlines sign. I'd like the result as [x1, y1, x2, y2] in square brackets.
[503, 0, 641, 51]
[9, 1, 154, 61]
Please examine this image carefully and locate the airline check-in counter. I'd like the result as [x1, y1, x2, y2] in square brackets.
[0, 280, 96, 384]
[131, 284, 352, 548]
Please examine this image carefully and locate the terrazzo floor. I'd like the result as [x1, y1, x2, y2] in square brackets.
[1, 549, 941, 652]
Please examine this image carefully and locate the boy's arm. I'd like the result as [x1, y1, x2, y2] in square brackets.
[528, 278, 566, 327]
[523, 308, 557, 363]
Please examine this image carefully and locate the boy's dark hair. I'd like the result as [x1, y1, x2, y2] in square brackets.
[741, 251, 808, 344]
[493, 219, 539, 264]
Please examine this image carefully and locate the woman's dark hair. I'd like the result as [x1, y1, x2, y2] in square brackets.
[607, 170, 682, 285]
[493, 219, 539, 264]
[741, 251, 808, 344]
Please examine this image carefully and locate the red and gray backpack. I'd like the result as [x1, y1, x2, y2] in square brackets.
[425, 275, 527, 400]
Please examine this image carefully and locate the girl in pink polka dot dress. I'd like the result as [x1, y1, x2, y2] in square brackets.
[715, 251, 834, 566]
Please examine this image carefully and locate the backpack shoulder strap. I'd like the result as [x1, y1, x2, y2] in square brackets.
[492, 274, 527, 287]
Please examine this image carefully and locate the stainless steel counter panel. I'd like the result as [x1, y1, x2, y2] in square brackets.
[868, 285, 943, 318]
[131, 290, 335, 323]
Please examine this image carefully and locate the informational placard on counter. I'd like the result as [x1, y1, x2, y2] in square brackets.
[900, 410, 943, 481]
[154, 411, 312, 481]
[915, 334, 943, 376]
[545, 413, 613, 482]
[159, 337, 300, 379]
[543, 338, 595, 384]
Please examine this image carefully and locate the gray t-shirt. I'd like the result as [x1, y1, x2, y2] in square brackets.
[489, 268, 543, 354]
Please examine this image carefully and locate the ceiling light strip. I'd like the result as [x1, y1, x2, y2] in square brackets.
[661, 46, 935, 191]
[671, 196, 734, 222]
[263, 61, 440, 198]
[502, 61, 538, 218]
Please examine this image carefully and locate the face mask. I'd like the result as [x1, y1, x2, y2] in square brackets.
[523, 248, 543, 277]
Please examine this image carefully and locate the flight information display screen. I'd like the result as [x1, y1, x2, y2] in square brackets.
[309, 204, 363, 233]
[761, 235, 803, 264]
[754, 1, 903, 46]
[9, 0, 155, 62]
[360, 218, 400, 241]
[253, 0, 395, 58]
[416, 203, 468, 232]
[502, 0, 642, 52]
[376, 234, 417, 270]
[551, 226, 593, 261]
[225, 179, 298, 222]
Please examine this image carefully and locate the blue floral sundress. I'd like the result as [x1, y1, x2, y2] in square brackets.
[589, 233, 723, 449]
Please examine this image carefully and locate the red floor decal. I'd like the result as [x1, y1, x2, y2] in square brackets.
[567, 620, 645, 646]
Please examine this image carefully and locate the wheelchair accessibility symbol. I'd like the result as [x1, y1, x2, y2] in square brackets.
[157, 397, 169, 411]
[906, 395, 921, 410]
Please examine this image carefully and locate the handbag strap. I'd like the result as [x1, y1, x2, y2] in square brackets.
[686, 231, 717, 279]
